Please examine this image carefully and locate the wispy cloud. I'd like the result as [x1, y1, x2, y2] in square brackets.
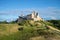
[50, 16, 57, 20]
[0, 7, 60, 21]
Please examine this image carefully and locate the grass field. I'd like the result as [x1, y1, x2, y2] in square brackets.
[0, 21, 60, 40]
[0, 24, 19, 35]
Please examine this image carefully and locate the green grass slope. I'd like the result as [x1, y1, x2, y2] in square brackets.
[0, 20, 60, 40]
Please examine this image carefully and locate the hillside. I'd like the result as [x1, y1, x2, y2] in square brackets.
[0, 20, 60, 40]
[47, 20, 60, 30]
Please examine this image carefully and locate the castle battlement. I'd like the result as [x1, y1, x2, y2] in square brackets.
[17, 11, 43, 23]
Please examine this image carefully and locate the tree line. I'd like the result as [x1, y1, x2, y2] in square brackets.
[47, 20, 60, 30]
[0, 20, 16, 24]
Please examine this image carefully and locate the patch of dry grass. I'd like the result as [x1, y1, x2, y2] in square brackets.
[0, 24, 19, 35]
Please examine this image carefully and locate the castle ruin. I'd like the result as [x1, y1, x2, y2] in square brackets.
[16, 11, 43, 23]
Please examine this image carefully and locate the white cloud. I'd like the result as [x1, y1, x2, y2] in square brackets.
[0, 7, 60, 20]
[50, 16, 57, 20]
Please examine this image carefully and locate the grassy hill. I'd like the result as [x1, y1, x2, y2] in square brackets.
[0, 20, 60, 40]
[47, 20, 60, 30]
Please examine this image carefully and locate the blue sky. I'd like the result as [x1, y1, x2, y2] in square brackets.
[0, 0, 60, 21]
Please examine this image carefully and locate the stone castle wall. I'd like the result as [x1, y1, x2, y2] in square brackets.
[17, 11, 43, 23]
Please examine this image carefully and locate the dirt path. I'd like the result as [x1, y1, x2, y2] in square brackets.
[47, 26, 60, 32]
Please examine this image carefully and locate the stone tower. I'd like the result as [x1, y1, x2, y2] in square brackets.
[31, 11, 42, 21]
[32, 11, 36, 18]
